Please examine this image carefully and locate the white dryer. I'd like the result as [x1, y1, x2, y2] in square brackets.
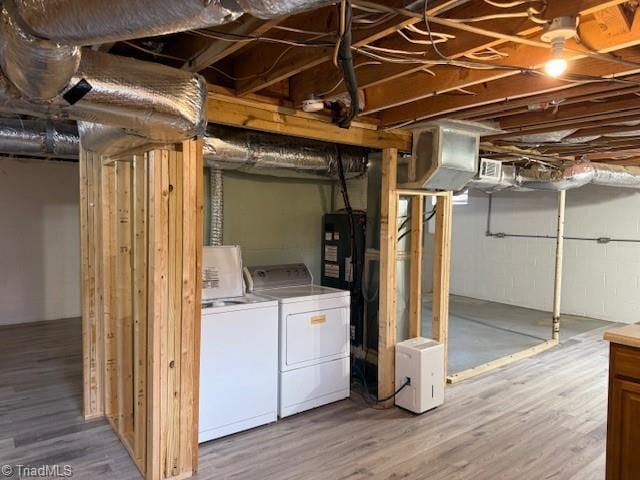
[246, 264, 350, 418]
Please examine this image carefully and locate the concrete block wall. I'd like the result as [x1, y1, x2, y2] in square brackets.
[451, 185, 640, 324]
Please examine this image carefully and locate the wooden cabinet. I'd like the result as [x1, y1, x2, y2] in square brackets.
[606, 343, 640, 480]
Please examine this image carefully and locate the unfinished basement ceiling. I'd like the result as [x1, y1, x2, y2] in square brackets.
[90, 0, 640, 167]
[1, 1, 640, 167]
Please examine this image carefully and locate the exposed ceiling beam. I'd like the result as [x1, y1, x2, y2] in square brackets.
[182, 18, 282, 72]
[231, 0, 467, 96]
[564, 122, 640, 139]
[206, 89, 412, 150]
[487, 111, 640, 140]
[289, 0, 615, 105]
[498, 96, 640, 130]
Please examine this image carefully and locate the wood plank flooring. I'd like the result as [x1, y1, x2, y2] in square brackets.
[0, 317, 611, 479]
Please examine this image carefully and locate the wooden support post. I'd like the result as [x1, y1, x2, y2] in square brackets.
[409, 196, 424, 339]
[552, 190, 566, 341]
[146, 140, 203, 480]
[80, 149, 105, 420]
[378, 148, 399, 401]
[432, 192, 453, 377]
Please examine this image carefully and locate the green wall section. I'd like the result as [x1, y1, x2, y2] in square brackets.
[220, 172, 333, 279]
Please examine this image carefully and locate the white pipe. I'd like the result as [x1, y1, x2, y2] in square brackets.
[552, 190, 566, 341]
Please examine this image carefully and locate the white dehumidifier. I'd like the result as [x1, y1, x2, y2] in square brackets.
[395, 337, 445, 414]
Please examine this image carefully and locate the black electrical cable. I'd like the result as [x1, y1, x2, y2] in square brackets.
[336, 0, 360, 128]
[376, 377, 411, 403]
[397, 207, 437, 242]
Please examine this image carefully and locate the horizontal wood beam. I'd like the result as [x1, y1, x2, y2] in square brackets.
[565, 123, 640, 139]
[207, 91, 412, 150]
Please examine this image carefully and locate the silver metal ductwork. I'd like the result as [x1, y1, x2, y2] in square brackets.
[233, 0, 338, 19]
[210, 169, 224, 246]
[3, 0, 243, 46]
[0, 118, 78, 159]
[65, 49, 208, 144]
[468, 161, 640, 192]
[204, 125, 368, 179]
[0, 8, 80, 101]
[0, 0, 342, 154]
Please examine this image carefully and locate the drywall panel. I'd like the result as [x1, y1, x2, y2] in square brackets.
[0, 159, 80, 325]
[449, 185, 640, 324]
[222, 173, 333, 279]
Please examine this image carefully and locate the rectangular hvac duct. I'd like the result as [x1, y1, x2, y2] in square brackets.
[400, 120, 500, 191]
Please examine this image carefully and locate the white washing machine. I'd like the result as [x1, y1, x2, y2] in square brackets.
[198, 246, 279, 443]
[246, 264, 350, 418]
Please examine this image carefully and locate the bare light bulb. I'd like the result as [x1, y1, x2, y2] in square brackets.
[545, 57, 568, 77]
[545, 38, 568, 78]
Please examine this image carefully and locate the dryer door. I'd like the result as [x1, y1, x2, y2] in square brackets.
[285, 306, 349, 367]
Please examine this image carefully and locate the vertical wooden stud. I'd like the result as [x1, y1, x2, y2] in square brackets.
[80, 149, 105, 420]
[378, 148, 399, 401]
[409, 196, 424, 339]
[432, 192, 453, 377]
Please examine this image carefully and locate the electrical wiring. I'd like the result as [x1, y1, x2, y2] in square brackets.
[405, 24, 456, 40]
[397, 27, 449, 45]
[464, 49, 508, 61]
[317, 61, 381, 98]
[272, 25, 336, 36]
[334, 0, 347, 68]
[363, 44, 429, 56]
[483, 0, 540, 7]
[122, 41, 185, 62]
[189, 29, 335, 48]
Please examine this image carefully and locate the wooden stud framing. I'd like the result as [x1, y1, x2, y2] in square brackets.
[432, 192, 453, 377]
[81, 139, 203, 480]
[80, 149, 105, 420]
[378, 150, 454, 398]
[378, 148, 399, 401]
[409, 196, 424, 339]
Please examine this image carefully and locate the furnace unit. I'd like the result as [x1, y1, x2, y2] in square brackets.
[321, 211, 366, 346]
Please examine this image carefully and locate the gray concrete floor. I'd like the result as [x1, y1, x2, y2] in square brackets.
[423, 295, 612, 374]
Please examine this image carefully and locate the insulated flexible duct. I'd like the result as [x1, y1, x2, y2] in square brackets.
[233, 0, 338, 19]
[3, 0, 243, 45]
[210, 169, 224, 246]
[64, 49, 208, 144]
[0, 118, 78, 158]
[0, 8, 80, 101]
[468, 161, 640, 192]
[203, 125, 368, 179]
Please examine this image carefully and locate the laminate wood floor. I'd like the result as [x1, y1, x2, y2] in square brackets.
[0, 317, 611, 480]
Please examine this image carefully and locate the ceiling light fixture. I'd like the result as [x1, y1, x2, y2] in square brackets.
[540, 17, 578, 78]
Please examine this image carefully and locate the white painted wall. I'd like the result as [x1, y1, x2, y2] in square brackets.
[0, 159, 80, 325]
[450, 185, 640, 324]
[222, 173, 333, 280]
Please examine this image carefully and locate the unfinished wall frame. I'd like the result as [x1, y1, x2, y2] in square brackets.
[377, 146, 453, 401]
[445, 191, 565, 385]
[80, 139, 204, 480]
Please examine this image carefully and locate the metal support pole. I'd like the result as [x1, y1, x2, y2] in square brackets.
[552, 190, 566, 341]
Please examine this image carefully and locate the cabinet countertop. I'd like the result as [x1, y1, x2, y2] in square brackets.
[604, 324, 640, 349]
